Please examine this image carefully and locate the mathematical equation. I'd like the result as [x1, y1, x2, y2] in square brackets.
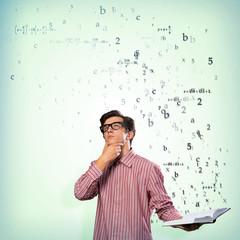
[14, 23, 56, 35]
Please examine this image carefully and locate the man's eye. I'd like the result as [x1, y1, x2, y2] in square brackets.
[113, 124, 120, 128]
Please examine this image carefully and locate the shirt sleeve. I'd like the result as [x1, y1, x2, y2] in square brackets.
[147, 163, 182, 222]
[74, 160, 103, 201]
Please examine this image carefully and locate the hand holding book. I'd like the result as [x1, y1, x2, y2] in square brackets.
[172, 216, 203, 231]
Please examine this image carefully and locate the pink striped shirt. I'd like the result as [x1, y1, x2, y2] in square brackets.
[74, 149, 182, 240]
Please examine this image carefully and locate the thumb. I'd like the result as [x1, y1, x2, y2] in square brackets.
[102, 142, 108, 153]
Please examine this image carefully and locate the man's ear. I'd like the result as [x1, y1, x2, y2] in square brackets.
[127, 131, 134, 140]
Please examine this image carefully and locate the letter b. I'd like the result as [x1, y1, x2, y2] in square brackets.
[148, 118, 154, 127]
[183, 33, 188, 41]
[100, 6, 106, 15]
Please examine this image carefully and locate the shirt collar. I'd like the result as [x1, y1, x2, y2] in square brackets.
[119, 148, 136, 168]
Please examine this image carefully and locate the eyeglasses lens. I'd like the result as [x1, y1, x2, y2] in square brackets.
[102, 122, 122, 132]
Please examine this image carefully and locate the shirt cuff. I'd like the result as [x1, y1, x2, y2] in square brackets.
[161, 208, 182, 222]
[87, 162, 103, 181]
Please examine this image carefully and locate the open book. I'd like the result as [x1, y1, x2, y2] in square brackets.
[163, 208, 230, 227]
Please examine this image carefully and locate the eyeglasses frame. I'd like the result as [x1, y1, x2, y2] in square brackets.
[100, 121, 128, 133]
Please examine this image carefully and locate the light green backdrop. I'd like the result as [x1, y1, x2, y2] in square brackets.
[1, 0, 239, 239]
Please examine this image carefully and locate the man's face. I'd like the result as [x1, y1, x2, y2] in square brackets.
[103, 116, 128, 145]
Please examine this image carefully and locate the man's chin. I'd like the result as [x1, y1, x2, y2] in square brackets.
[107, 139, 123, 146]
[107, 139, 117, 145]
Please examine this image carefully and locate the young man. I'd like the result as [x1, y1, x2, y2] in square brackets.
[74, 110, 201, 239]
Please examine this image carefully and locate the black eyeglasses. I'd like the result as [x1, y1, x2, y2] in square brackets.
[100, 121, 128, 133]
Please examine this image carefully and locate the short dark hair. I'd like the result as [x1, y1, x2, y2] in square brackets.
[100, 110, 136, 145]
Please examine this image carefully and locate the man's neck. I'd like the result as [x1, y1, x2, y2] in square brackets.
[119, 143, 131, 159]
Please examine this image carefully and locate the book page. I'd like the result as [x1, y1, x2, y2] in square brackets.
[163, 208, 230, 226]
[183, 209, 215, 220]
[213, 208, 230, 219]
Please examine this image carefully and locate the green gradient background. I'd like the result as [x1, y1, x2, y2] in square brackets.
[0, 0, 240, 239]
